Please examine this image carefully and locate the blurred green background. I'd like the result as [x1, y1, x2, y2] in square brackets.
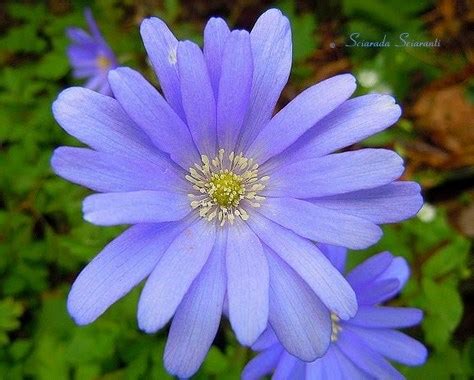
[0, 0, 473, 378]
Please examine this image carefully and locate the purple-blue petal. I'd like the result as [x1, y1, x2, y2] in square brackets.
[216, 30, 253, 153]
[177, 40, 217, 156]
[242, 344, 283, 380]
[203, 17, 231, 97]
[316, 244, 348, 274]
[82, 191, 190, 226]
[108, 67, 200, 169]
[237, 9, 292, 151]
[249, 212, 357, 320]
[140, 17, 184, 118]
[226, 221, 269, 346]
[266, 249, 332, 361]
[347, 325, 428, 366]
[137, 219, 216, 333]
[310, 181, 423, 224]
[67, 223, 183, 325]
[259, 197, 382, 249]
[51, 147, 185, 193]
[349, 306, 423, 329]
[163, 231, 226, 378]
[247, 74, 356, 163]
[265, 149, 405, 199]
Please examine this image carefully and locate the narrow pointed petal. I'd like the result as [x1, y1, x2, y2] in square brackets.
[140, 17, 184, 118]
[226, 221, 269, 345]
[217, 30, 253, 153]
[356, 279, 400, 306]
[317, 244, 348, 273]
[67, 223, 183, 325]
[108, 67, 199, 169]
[137, 219, 216, 333]
[259, 197, 382, 249]
[379, 256, 410, 291]
[249, 213, 357, 319]
[252, 327, 279, 351]
[242, 344, 283, 380]
[272, 351, 302, 380]
[238, 9, 292, 150]
[284, 94, 402, 161]
[248, 74, 356, 163]
[347, 326, 428, 366]
[178, 41, 217, 156]
[330, 345, 367, 380]
[266, 149, 405, 198]
[310, 182, 423, 224]
[349, 306, 423, 329]
[52, 87, 156, 160]
[51, 147, 185, 193]
[266, 250, 331, 361]
[82, 191, 190, 226]
[203, 17, 231, 96]
[164, 231, 226, 378]
[346, 251, 393, 287]
[336, 329, 404, 379]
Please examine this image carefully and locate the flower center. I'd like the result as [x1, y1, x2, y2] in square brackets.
[186, 149, 269, 226]
[330, 313, 342, 342]
[97, 54, 111, 70]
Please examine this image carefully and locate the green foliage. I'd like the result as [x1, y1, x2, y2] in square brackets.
[0, 1, 472, 379]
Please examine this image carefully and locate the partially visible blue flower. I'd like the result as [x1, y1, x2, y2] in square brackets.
[52, 8, 423, 378]
[66, 8, 118, 95]
[243, 245, 428, 380]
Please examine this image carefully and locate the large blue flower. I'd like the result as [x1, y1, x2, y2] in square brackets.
[243, 246, 428, 380]
[66, 8, 118, 95]
[52, 9, 422, 378]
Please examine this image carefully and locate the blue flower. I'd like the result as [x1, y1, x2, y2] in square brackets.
[66, 8, 118, 95]
[243, 246, 428, 380]
[52, 9, 422, 378]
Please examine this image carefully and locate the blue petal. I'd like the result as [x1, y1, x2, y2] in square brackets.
[226, 221, 269, 346]
[247, 74, 356, 163]
[356, 279, 400, 306]
[164, 231, 226, 378]
[259, 197, 382, 249]
[281, 93, 401, 161]
[349, 306, 423, 329]
[67, 223, 183, 325]
[217, 30, 253, 153]
[82, 191, 190, 226]
[266, 249, 331, 361]
[177, 41, 217, 156]
[252, 326, 279, 351]
[241, 344, 283, 380]
[108, 67, 200, 169]
[203, 17, 231, 97]
[51, 147, 186, 193]
[140, 17, 184, 118]
[266, 149, 404, 199]
[137, 219, 216, 333]
[346, 251, 393, 288]
[249, 213, 357, 320]
[316, 244, 348, 274]
[330, 345, 368, 379]
[347, 325, 428, 366]
[52, 87, 157, 160]
[272, 351, 301, 380]
[238, 9, 292, 151]
[336, 329, 404, 379]
[310, 182, 423, 224]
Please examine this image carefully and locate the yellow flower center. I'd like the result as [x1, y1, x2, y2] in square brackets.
[208, 172, 244, 208]
[186, 149, 269, 226]
[96, 54, 111, 70]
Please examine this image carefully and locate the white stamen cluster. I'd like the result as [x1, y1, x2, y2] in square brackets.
[186, 149, 269, 226]
[330, 313, 342, 342]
